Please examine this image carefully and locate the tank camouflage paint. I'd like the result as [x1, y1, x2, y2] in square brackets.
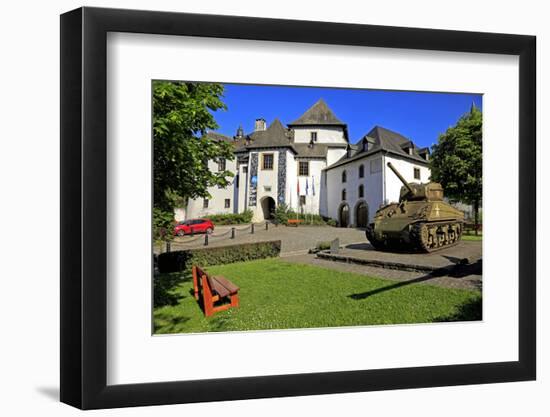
[366, 162, 465, 252]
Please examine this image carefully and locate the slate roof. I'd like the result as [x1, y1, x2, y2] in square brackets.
[234, 118, 294, 153]
[288, 99, 346, 126]
[288, 99, 349, 140]
[325, 125, 429, 170]
[204, 131, 247, 149]
[293, 143, 329, 158]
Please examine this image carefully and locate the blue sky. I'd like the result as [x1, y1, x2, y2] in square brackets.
[209, 83, 482, 149]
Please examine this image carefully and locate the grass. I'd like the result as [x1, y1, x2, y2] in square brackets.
[462, 233, 483, 241]
[153, 259, 481, 334]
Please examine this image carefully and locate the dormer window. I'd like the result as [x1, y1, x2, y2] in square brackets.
[418, 147, 430, 161]
[310, 131, 317, 142]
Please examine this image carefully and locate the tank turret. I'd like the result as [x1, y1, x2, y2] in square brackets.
[365, 162, 464, 252]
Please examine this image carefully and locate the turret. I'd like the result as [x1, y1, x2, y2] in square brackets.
[387, 162, 444, 202]
[387, 162, 415, 195]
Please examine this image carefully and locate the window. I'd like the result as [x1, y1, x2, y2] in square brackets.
[217, 158, 226, 172]
[342, 189, 347, 201]
[414, 167, 421, 180]
[359, 164, 364, 178]
[224, 199, 230, 208]
[299, 195, 306, 206]
[298, 161, 309, 176]
[203, 199, 209, 208]
[358, 184, 364, 198]
[262, 153, 274, 170]
[342, 170, 347, 183]
[310, 131, 317, 142]
[243, 166, 248, 174]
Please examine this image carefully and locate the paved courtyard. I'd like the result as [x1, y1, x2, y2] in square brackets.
[282, 252, 482, 291]
[166, 224, 366, 254]
[318, 241, 482, 273]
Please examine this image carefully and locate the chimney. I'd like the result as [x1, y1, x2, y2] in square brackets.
[254, 118, 266, 132]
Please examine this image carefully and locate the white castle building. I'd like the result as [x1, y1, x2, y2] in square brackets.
[180, 99, 431, 227]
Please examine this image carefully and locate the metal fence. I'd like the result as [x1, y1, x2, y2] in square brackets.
[162, 221, 274, 253]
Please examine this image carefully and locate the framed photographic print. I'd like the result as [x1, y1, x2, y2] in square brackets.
[60, 6, 536, 409]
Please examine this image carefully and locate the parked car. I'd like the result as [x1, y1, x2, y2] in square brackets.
[173, 219, 214, 236]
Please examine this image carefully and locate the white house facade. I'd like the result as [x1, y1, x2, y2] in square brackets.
[181, 99, 431, 226]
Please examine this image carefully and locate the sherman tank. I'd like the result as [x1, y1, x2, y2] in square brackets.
[365, 162, 464, 252]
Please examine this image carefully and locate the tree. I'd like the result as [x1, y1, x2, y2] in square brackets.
[153, 81, 234, 243]
[430, 105, 482, 233]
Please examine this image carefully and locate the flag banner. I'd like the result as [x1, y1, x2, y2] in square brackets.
[306, 177, 309, 196]
[312, 175, 315, 196]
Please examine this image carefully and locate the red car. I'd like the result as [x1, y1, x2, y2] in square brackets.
[173, 219, 214, 236]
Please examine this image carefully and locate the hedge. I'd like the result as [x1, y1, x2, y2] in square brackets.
[206, 210, 253, 225]
[158, 240, 282, 273]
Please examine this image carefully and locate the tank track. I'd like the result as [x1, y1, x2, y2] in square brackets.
[365, 224, 386, 250]
[410, 221, 463, 253]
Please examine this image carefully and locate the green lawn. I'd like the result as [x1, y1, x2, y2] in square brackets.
[462, 233, 483, 241]
[154, 259, 481, 334]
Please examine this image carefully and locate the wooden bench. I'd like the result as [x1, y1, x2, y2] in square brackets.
[192, 265, 240, 317]
[286, 219, 303, 227]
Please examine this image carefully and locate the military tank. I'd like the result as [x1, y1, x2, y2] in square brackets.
[365, 162, 464, 252]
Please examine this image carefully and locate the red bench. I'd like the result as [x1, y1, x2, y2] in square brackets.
[192, 265, 240, 317]
[286, 219, 303, 227]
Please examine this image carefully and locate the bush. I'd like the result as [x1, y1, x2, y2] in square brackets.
[315, 241, 331, 250]
[326, 218, 337, 227]
[206, 209, 253, 225]
[158, 240, 282, 273]
[274, 203, 334, 226]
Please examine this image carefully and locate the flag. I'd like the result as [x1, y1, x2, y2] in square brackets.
[297, 179, 300, 196]
[305, 178, 309, 196]
[312, 175, 315, 196]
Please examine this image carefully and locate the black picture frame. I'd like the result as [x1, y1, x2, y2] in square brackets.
[60, 6, 536, 410]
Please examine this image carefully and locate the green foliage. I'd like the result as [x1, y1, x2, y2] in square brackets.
[274, 203, 332, 226]
[326, 218, 338, 227]
[430, 105, 482, 227]
[206, 210, 253, 225]
[153, 259, 482, 334]
[274, 203, 290, 224]
[157, 240, 282, 273]
[153, 208, 175, 243]
[153, 81, 235, 239]
[315, 241, 331, 250]
[430, 105, 482, 204]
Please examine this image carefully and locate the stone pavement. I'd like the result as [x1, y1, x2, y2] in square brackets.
[317, 241, 482, 273]
[166, 224, 366, 254]
[281, 252, 482, 291]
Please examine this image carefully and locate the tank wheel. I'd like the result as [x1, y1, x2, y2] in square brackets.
[411, 222, 462, 253]
[366, 224, 385, 250]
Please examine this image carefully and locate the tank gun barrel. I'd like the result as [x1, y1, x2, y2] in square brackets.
[387, 162, 415, 195]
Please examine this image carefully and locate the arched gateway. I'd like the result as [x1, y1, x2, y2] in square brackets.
[338, 203, 350, 227]
[260, 196, 276, 220]
[355, 201, 369, 228]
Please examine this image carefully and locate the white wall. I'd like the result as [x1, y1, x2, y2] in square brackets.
[251, 150, 279, 221]
[326, 147, 348, 166]
[2, 2, 546, 417]
[185, 158, 237, 219]
[326, 154, 385, 225]
[292, 126, 347, 144]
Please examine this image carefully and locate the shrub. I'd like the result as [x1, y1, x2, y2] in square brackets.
[206, 209, 253, 225]
[315, 241, 331, 250]
[274, 203, 290, 224]
[326, 219, 337, 227]
[158, 240, 282, 273]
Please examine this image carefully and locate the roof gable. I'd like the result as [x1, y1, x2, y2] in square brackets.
[288, 98, 346, 126]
